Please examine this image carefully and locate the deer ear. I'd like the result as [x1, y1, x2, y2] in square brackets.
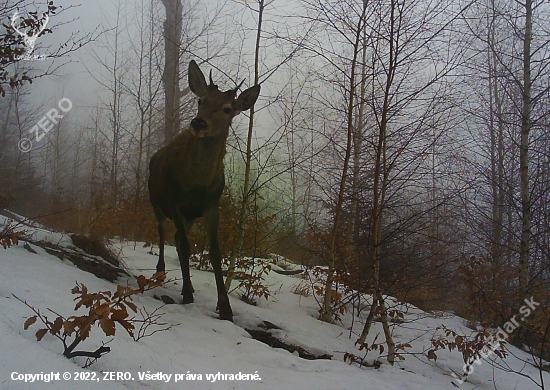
[188, 60, 208, 97]
[234, 85, 260, 112]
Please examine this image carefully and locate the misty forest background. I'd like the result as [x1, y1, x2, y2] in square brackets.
[1, 0, 550, 362]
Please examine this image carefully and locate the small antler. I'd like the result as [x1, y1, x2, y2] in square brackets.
[235, 79, 245, 92]
[209, 69, 214, 86]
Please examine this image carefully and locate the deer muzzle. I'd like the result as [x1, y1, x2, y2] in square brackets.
[191, 118, 207, 131]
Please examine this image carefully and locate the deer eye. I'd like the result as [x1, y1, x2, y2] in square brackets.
[223, 107, 232, 114]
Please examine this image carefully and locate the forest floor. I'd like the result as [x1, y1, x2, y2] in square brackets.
[0, 214, 547, 390]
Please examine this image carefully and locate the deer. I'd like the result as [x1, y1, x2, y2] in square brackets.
[148, 60, 260, 322]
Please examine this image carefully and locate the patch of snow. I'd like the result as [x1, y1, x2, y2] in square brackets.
[0, 215, 547, 389]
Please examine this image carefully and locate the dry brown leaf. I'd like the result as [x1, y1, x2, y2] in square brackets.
[50, 317, 64, 335]
[35, 328, 48, 341]
[24, 316, 37, 330]
[99, 317, 116, 336]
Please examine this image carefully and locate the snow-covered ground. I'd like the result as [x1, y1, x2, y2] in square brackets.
[0, 214, 547, 389]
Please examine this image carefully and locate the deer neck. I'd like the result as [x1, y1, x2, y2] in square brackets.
[195, 125, 228, 155]
[183, 125, 228, 185]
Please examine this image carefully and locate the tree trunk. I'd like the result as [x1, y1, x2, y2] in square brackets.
[319, 0, 368, 323]
[225, 0, 265, 291]
[487, 7, 505, 293]
[161, 0, 182, 144]
[357, 0, 398, 364]
[351, 31, 368, 271]
[519, 0, 532, 303]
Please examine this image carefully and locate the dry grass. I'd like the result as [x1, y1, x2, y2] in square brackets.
[291, 282, 311, 297]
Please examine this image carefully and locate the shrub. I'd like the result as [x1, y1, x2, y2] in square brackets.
[16, 273, 173, 367]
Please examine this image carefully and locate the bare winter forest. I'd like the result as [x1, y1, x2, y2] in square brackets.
[1, 0, 550, 378]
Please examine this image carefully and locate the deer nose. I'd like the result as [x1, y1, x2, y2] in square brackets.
[191, 118, 207, 131]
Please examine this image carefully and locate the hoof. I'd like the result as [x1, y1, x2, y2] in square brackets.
[216, 304, 233, 322]
[219, 311, 233, 322]
[181, 288, 194, 304]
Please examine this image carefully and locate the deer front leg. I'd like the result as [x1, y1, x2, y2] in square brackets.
[156, 218, 166, 274]
[174, 214, 194, 304]
[203, 206, 233, 321]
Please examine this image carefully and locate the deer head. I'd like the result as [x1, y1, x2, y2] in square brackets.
[188, 60, 260, 138]
[11, 11, 49, 56]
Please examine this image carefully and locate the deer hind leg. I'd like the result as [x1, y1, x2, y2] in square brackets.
[155, 217, 167, 274]
[203, 206, 233, 321]
[174, 211, 194, 304]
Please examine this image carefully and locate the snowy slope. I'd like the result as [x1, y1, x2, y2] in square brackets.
[0, 215, 547, 390]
